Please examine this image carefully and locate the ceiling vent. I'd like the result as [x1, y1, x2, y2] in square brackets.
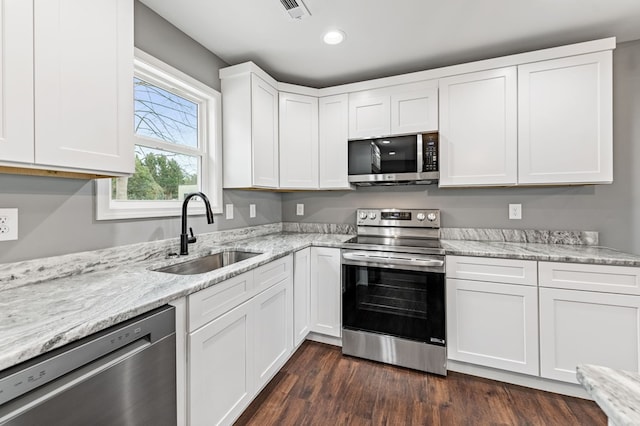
[280, 0, 311, 20]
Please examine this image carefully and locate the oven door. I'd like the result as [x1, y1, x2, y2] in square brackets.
[342, 252, 445, 346]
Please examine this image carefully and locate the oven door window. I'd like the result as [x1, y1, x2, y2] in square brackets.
[342, 264, 445, 345]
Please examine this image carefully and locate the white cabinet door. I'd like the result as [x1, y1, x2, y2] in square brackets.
[439, 67, 518, 187]
[253, 276, 293, 391]
[391, 87, 438, 135]
[539, 287, 640, 383]
[33, 0, 134, 174]
[518, 51, 613, 185]
[447, 278, 539, 375]
[189, 300, 254, 426]
[310, 247, 341, 337]
[293, 248, 311, 347]
[348, 95, 390, 139]
[251, 74, 279, 187]
[319, 94, 350, 189]
[279, 92, 318, 189]
[0, 0, 34, 165]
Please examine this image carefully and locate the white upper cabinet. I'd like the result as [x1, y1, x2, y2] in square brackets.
[439, 67, 518, 187]
[319, 94, 350, 189]
[221, 70, 279, 188]
[348, 80, 438, 139]
[279, 92, 319, 189]
[0, 0, 134, 176]
[348, 95, 390, 139]
[518, 51, 613, 185]
[33, 0, 134, 175]
[0, 0, 34, 165]
[251, 74, 280, 187]
[390, 87, 438, 135]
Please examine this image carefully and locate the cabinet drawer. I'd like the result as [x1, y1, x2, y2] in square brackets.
[188, 271, 254, 332]
[446, 255, 537, 286]
[254, 255, 293, 292]
[539, 262, 640, 295]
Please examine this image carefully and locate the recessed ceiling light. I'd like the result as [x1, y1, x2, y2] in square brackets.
[323, 30, 346, 45]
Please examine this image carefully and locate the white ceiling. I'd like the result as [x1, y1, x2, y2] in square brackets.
[140, 0, 640, 88]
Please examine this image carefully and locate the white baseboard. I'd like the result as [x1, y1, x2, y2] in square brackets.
[305, 332, 342, 347]
[447, 359, 591, 400]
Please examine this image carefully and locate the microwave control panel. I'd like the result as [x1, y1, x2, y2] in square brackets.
[423, 133, 438, 172]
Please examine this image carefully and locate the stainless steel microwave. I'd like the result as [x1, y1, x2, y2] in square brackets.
[347, 133, 439, 186]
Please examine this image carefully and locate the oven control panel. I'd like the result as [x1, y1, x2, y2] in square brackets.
[356, 208, 440, 228]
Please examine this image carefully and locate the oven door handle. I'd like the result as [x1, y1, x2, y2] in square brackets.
[342, 252, 444, 268]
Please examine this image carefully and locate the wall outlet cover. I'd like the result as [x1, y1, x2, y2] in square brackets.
[0, 208, 18, 241]
[296, 204, 304, 216]
[249, 204, 256, 218]
[509, 203, 522, 220]
[225, 204, 234, 220]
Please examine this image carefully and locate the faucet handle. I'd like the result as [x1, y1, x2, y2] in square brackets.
[188, 227, 197, 244]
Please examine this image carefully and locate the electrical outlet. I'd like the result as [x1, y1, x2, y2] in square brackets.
[249, 204, 256, 218]
[509, 204, 522, 220]
[225, 204, 234, 220]
[0, 208, 18, 241]
[296, 204, 304, 216]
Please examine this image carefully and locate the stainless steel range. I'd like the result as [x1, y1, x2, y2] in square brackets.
[341, 208, 446, 375]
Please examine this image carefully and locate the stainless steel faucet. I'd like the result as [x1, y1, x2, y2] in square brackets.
[180, 192, 215, 255]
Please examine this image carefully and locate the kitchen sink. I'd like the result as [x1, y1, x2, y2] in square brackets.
[154, 250, 261, 275]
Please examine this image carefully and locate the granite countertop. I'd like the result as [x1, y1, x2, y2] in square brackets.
[0, 230, 352, 372]
[2, 224, 640, 374]
[577, 364, 640, 425]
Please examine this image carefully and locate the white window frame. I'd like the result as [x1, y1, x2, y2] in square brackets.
[96, 48, 222, 220]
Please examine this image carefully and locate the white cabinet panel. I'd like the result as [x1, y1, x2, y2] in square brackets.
[539, 287, 640, 383]
[447, 278, 539, 375]
[254, 255, 293, 293]
[251, 74, 279, 187]
[279, 92, 319, 188]
[446, 255, 537, 286]
[34, 0, 134, 174]
[319, 94, 350, 189]
[518, 51, 613, 184]
[348, 95, 390, 139]
[310, 247, 341, 337]
[253, 277, 293, 390]
[539, 261, 640, 295]
[188, 271, 254, 332]
[189, 300, 254, 426]
[439, 67, 518, 186]
[293, 248, 311, 347]
[391, 87, 438, 135]
[0, 0, 34, 165]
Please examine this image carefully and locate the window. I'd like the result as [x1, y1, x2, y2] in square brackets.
[96, 49, 222, 220]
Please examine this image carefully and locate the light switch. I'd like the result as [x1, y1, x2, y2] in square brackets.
[225, 204, 234, 220]
[249, 204, 256, 218]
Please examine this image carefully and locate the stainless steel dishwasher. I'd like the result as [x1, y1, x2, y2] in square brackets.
[0, 305, 176, 426]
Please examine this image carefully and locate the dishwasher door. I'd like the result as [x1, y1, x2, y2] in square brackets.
[0, 306, 176, 426]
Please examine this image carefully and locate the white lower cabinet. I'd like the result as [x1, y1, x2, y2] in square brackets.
[447, 278, 539, 375]
[310, 247, 341, 338]
[538, 261, 640, 384]
[187, 255, 293, 426]
[254, 277, 293, 390]
[189, 300, 254, 426]
[293, 248, 311, 346]
[446, 256, 539, 375]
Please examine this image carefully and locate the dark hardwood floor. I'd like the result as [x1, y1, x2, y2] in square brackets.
[236, 341, 605, 426]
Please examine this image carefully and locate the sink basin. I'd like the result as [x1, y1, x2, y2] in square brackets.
[154, 250, 261, 275]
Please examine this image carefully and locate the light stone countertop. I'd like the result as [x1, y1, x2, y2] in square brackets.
[3, 225, 640, 373]
[0, 231, 351, 371]
[577, 364, 640, 426]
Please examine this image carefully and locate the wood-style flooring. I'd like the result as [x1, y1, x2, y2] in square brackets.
[236, 341, 605, 426]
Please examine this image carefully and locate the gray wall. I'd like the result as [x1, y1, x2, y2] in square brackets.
[0, 2, 281, 264]
[283, 39, 640, 255]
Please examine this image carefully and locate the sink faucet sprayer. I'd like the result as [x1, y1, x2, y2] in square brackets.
[180, 192, 215, 255]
